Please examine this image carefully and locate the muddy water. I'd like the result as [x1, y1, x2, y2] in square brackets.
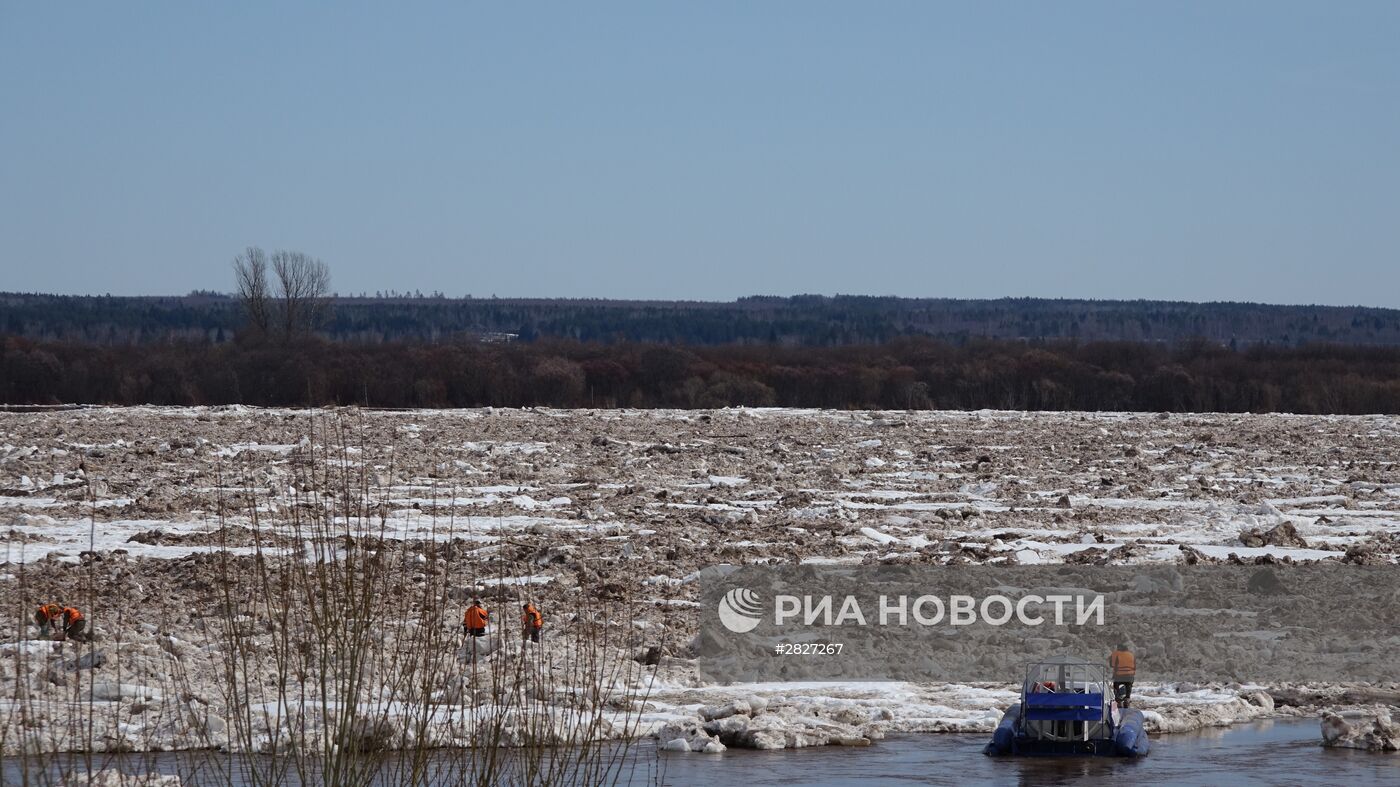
[7, 720, 1397, 785]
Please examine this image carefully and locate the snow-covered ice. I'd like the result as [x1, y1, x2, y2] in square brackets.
[1, 405, 1396, 755]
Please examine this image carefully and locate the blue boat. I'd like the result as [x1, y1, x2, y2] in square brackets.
[983, 655, 1150, 757]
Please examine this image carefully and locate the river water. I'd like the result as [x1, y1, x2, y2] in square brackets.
[657, 719, 1400, 786]
[7, 719, 1397, 785]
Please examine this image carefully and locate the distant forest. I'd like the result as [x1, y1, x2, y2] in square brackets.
[5, 335, 1400, 414]
[5, 292, 1400, 347]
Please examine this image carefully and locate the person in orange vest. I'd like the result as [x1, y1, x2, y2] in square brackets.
[60, 606, 87, 642]
[1109, 643, 1136, 707]
[463, 598, 489, 638]
[521, 602, 543, 643]
[34, 603, 63, 637]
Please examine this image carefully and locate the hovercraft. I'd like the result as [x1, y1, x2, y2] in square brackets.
[983, 655, 1149, 757]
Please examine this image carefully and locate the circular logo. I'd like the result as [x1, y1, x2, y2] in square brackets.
[717, 587, 763, 633]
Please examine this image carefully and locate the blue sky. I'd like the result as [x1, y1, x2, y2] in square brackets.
[2, 2, 1397, 305]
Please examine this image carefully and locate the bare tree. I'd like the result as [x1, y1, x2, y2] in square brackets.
[270, 250, 332, 339]
[232, 246, 271, 336]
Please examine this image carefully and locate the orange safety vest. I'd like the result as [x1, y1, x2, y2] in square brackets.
[61, 607, 84, 625]
[37, 604, 62, 621]
[522, 605, 543, 628]
[464, 605, 489, 629]
[1110, 649, 1136, 678]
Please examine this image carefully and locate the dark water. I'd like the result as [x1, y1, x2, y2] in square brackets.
[655, 719, 1400, 787]
[7, 720, 1397, 786]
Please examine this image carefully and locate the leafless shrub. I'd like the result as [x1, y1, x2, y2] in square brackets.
[2, 413, 656, 786]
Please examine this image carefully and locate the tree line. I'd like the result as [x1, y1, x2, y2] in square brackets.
[5, 292, 1400, 348]
[4, 335, 1400, 414]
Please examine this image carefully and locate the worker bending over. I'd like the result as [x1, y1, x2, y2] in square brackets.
[35, 603, 63, 637]
[464, 598, 489, 638]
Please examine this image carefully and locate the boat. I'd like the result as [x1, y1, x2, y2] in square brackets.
[983, 655, 1150, 757]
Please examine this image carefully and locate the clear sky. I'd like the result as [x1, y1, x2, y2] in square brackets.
[2, 2, 1397, 305]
